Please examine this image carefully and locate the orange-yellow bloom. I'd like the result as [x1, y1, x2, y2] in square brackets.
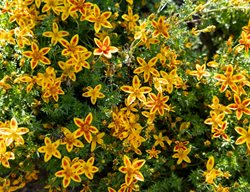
[43, 22, 69, 45]
[55, 156, 82, 188]
[0, 139, 15, 168]
[203, 156, 222, 184]
[82, 84, 105, 105]
[213, 121, 230, 141]
[188, 64, 210, 80]
[60, 127, 84, 152]
[0, 117, 29, 146]
[151, 16, 170, 39]
[235, 125, 250, 150]
[214, 64, 245, 93]
[90, 132, 105, 152]
[23, 42, 51, 69]
[78, 157, 99, 179]
[60, 34, 87, 60]
[43, 79, 65, 102]
[172, 148, 191, 165]
[134, 57, 160, 83]
[122, 6, 139, 31]
[93, 36, 118, 59]
[119, 155, 145, 185]
[121, 75, 152, 105]
[146, 92, 171, 116]
[74, 113, 98, 143]
[87, 4, 113, 33]
[228, 94, 250, 120]
[38, 137, 61, 162]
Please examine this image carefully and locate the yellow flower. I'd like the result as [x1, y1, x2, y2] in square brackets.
[214, 64, 245, 93]
[146, 92, 171, 116]
[146, 146, 161, 159]
[120, 75, 152, 105]
[151, 16, 170, 39]
[55, 156, 82, 188]
[60, 0, 78, 21]
[172, 148, 191, 165]
[42, 0, 63, 15]
[153, 132, 172, 148]
[93, 36, 118, 59]
[0, 117, 29, 146]
[213, 121, 230, 141]
[38, 137, 61, 162]
[122, 6, 139, 31]
[82, 84, 105, 105]
[228, 94, 250, 120]
[90, 132, 105, 152]
[119, 155, 145, 185]
[87, 4, 113, 33]
[60, 127, 84, 152]
[42, 79, 65, 102]
[43, 22, 69, 45]
[235, 124, 250, 150]
[188, 64, 210, 80]
[78, 157, 99, 180]
[23, 42, 51, 70]
[58, 61, 76, 81]
[204, 111, 225, 132]
[0, 138, 15, 168]
[203, 156, 222, 184]
[74, 113, 98, 143]
[134, 57, 160, 83]
[60, 34, 87, 60]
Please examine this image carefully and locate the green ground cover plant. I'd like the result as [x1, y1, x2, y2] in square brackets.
[0, 0, 250, 191]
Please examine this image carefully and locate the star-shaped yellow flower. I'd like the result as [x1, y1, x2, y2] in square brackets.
[82, 84, 105, 105]
[228, 94, 250, 120]
[23, 42, 51, 70]
[38, 137, 61, 162]
[119, 155, 145, 185]
[121, 75, 152, 105]
[60, 34, 87, 60]
[151, 16, 170, 39]
[77, 157, 99, 180]
[134, 57, 160, 83]
[43, 22, 69, 45]
[0, 117, 29, 146]
[60, 127, 84, 152]
[87, 4, 113, 33]
[55, 156, 82, 188]
[172, 148, 191, 165]
[0, 139, 15, 168]
[235, 125, 250, 150]
[74, 113, 98, 143]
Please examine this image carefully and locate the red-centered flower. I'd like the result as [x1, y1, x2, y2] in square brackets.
[0, 117, 29, 146]
[120, 75, 152, 105]
[38, 137, 61, 162]
[188, 64, 210, 80]
[55, 156, 82, 188]
[93, 36, 118, 59]
[60, 34, 87, 60]
[119, 155, 145, 185]
[74, 113, 98, 143]
[23, 42, 50, 70]
[228, 94, 250, 120]
[77, 157, 99, 179]
[235, 125, 250, 150]
[151, 16, 170, 39]
[42, 22, 69, 45]
[213, 121, 230, 141]
[43, 79, 65, 102]
[134, 57, 160, 82]
[87, 4, 113, 33]
[146, 92, 170, 116]
[68, 0, 92, 14]
[214, 64, 245, 93]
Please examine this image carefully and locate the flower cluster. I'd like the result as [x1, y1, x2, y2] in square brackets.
[0, 0, 249, 191]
